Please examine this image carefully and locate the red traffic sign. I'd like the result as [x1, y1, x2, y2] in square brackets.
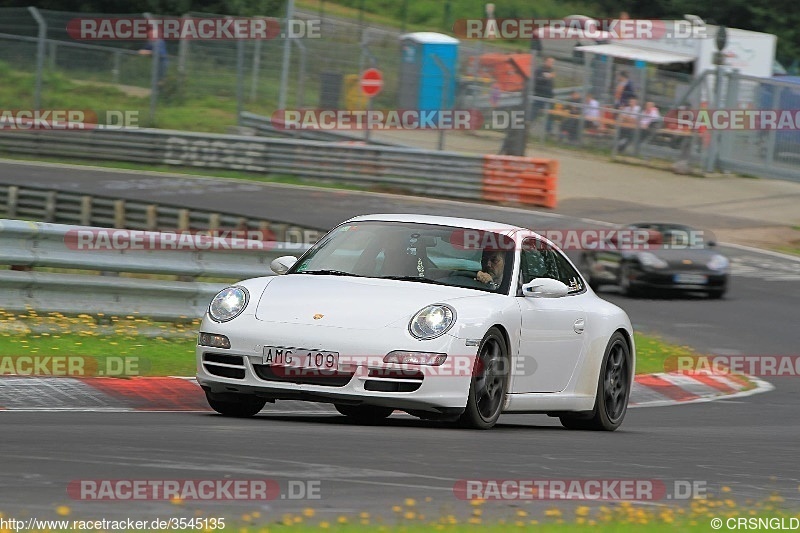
[360, 68, 383, 97]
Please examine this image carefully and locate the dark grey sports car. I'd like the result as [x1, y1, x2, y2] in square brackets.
[580, 223, 729, 299]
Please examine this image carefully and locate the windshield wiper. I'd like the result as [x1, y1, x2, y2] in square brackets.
[378, 275, 445, 285]
[299, 269, 360, 277]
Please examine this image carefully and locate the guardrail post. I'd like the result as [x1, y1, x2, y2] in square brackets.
[269, 223, 288, 242]
[44, 191, 57, 222]
[146, 205, 158, 230]
[208, 213, 221, 230]
[178, 209, 190, 231]
[7, 186, 19, 218]
[114, 200, 126, 228]
[79, 196, 92, 225]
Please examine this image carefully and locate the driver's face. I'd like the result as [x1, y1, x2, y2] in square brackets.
[483, 253, 505, 278]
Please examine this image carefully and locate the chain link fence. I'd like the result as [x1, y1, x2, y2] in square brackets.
[0, 6, 798, 182]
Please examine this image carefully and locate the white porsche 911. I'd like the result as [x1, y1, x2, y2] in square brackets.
[197, 214, 635, 430]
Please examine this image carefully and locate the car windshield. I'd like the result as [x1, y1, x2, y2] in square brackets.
[628, 223, 709, 248]
[288, 221, 516, 293]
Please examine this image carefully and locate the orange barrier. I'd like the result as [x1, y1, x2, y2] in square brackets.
[482, 155, 558, 208]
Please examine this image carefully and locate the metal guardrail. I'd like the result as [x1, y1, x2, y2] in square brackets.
[239, 112, 399, 145]
[0, 219, 312, 320]
[0, 183, 323, 239]
[0, 128, 489, 201]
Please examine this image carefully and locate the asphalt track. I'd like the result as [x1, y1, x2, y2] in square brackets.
[1, 160, 799, 521]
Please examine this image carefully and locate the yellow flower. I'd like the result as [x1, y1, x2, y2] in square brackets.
[544, 508, 562, 518]
[392, 505, 402, 513]
[722, 486, 732, 493]
[576, 506, 590, 517]
[404, 498, 416, 507]
[56, 505, 70, 516]
[302, 508, 315, 518]
[515, 510, 528, 518]
[403, 511, 416, 520]
[319, 521, 329, 529]
[337, 516, 348, 524]
[470, 498, 485, 507]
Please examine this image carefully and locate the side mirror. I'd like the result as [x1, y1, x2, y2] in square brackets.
[270, 255, 298, 275]
[522, 277, 570, 298]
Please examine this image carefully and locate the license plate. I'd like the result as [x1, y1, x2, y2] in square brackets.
[674, 273, 708, 284]
[262, 346, 339, 370]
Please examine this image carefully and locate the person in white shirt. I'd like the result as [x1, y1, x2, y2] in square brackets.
[617, 98, 641, 152]
[584, 93, 600, 130]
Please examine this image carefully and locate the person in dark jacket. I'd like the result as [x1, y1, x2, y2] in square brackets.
[532, 57, 556, 132]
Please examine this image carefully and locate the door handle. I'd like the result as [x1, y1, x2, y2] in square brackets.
[573, 318, 585, 334]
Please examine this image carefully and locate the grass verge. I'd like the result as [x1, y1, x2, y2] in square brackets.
[1, 311, 702, 378]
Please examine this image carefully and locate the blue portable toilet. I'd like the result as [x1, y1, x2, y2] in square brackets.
[398, 32, 460, 111]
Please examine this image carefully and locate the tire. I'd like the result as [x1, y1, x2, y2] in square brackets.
[335, 404, 394, 423]
[458, 327, 509, 429]
[205, 392, 266, 418]
[619, 264, 640, 297]
[559, 332, 631, 431]
[707, 288, 726, 299]
[582, 255, 601, 291]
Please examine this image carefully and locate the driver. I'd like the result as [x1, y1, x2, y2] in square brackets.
[476, 250, 505, 290]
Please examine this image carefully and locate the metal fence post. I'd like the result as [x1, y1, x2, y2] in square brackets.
[278, 0, 295, 110]
[28, 7, 46, 110]
[431, 54, 451, 151]
[236, 38, 245, 124]
[704, 66, 724, 172]
[250, 35, 262, 102]
[293, 39, 307, 108]
[149, 45, 159, 126]
[178, 14, 190, 90]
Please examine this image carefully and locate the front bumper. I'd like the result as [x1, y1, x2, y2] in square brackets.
[196, 318, 475, 413]
[628, 268, 728, 292]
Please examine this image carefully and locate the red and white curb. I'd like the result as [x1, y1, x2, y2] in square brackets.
[629, 372, 773, 408]
[0, 373, 773, 412]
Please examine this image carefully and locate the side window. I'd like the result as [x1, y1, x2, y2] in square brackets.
[519, 238, 548, 284]
[519, 238, 584, 294]
[547, 250, 585, 294]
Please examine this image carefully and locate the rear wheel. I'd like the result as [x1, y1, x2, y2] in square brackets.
[559, 332, 631, 431]
[459, 327, 509, 429]
[205, 392, 266, 418]
[335, 404, 394, 423]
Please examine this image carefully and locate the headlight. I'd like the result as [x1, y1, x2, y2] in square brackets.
[637, 252, 668, 269]
[208, 286, 249, 322]
[409, 304, 456, 340]
[707, 254, 730, 271]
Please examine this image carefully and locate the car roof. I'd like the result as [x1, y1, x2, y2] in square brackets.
[344, 213, 526, 234]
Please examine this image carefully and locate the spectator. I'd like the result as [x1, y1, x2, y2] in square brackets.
[616, 97, 641, 152]
[532, 57, 556, 133]
[584, 93, 601, 130]
[560, 90, 582, 141]
[638, 101, 662, 145]
[614, 71, 636, 108]
[139, 26, 169, 84]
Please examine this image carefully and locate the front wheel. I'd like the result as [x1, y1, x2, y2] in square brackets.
[335, 404, 394, 423]
[459, 327, 509, 429]
[560, 332, 631, 431]
[205, 392, 266, 418]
